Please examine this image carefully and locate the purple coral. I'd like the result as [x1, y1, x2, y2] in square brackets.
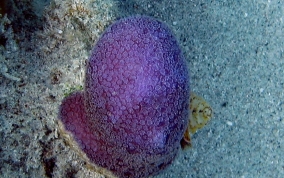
[59, 15, 190, 177]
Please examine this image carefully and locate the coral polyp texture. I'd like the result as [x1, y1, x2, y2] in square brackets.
[59, 15, 190, 178]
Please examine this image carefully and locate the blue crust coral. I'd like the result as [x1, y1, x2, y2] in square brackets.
[59, 15, 190, 178]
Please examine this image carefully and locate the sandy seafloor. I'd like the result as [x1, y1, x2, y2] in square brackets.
[0, 0, 283, 177]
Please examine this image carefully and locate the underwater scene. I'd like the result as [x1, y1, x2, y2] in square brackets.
[0, 0, 283, 177]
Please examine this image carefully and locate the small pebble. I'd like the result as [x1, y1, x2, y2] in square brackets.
[226, 121, 233, 126]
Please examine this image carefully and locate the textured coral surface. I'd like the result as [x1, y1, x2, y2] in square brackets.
[59, 16, 190, 178]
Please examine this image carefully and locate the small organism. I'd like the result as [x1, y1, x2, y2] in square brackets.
[181, 92, 213, 149]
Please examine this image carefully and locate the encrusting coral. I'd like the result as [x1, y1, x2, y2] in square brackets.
[59, 15, 190, 178]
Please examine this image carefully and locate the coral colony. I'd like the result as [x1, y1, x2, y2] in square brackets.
[59, 15, 190, 177]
